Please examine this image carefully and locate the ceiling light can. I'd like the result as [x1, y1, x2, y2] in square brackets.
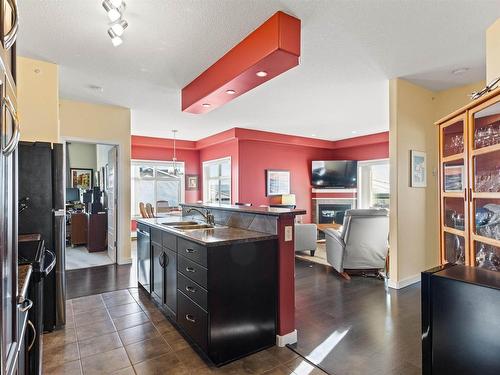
[202, 103, 211, 108]
[225, 90, 236, 95]
[256, 71, 268, 77]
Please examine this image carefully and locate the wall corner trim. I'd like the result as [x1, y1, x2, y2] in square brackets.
[276, 330, 298, 347]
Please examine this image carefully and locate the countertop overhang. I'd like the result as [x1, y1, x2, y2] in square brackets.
[136, 215, 278, 247]
[180, 203, 306, 216]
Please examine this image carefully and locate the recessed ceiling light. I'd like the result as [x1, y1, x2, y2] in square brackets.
[89, 85, 104, 92]
[351, 130, 358, 134]
[256, 71, 268, 77]
[34, 68, 41, 74]
[202, 103, 211, 108]
[452, 67, 469, 75]
[111, 19, 128, 36]
[225, 89, 236, 95]
[311, 134, 316, 137]
[107, 29, 123, 46]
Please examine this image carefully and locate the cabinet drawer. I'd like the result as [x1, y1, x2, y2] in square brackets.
[178, 238, 207, 267]
[178, 255, 207, 288]
[178, 272, 207, 311]
[162, 231, 177, 251]
[177, 291, 208, 351]
[151, 228, 162, 245]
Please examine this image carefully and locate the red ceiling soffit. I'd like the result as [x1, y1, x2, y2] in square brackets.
[181, 11, 301, 114]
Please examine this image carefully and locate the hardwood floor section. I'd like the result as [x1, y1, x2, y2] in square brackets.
[66, 263, 137, 299]
[290, 259, 421, 375]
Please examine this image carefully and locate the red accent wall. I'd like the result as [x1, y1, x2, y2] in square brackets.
[131, 130, 389, 224]
[238, 140, 334, 223]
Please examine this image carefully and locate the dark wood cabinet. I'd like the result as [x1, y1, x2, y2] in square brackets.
[136, 221, 277, 366]
[70, 212, 87, 246]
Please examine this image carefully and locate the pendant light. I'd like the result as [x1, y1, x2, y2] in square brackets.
[172, 129, 180, 177]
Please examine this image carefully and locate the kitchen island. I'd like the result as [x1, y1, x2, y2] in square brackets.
[136, 211, 279, 366]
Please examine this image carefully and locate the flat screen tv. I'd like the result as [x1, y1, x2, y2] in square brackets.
[311, 160, 358, 188]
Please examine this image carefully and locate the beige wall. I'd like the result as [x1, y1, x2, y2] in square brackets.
[17, 56, 60, 142]
[67, 142, 97, 173]
[486, 18, 500, 83]
[389, 79, 485, 288]
[59, 100, 132, 264]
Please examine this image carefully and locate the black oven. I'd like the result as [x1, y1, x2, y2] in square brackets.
[18, 238, 55, 375]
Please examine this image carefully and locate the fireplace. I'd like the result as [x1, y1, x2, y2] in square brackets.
[318, 203, 352, 224]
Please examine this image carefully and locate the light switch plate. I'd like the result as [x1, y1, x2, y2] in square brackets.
[284, 226, 293, 242]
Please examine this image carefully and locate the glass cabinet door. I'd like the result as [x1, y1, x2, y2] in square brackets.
[470, 97, 500, 271]
[440, 114, 468, 265]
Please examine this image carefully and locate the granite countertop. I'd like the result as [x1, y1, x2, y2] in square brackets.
[18, 264, 32, 303]
[137, 215, 278, 247]
[180, 202, 307, 216]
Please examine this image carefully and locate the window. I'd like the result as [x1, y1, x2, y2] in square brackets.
[203, 157, 231, 204]
[358, 159, 390, 209]
[131, 160, 185, 217]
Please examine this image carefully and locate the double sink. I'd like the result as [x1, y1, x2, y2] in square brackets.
[160, 221, 217, 231]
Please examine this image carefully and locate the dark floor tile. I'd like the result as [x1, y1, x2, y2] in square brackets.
[133, 352, 189, 375]
[43, 359, 82, 375]
[78, 331, 123, 358]
[42, 342, 79, 369]
[75, 317, 116, 341]
[73, 306, 110, 327]
[43, 326, 77, 350]
[113, 311, 150, 330]
[125, 335, 172, 365]
[108, 301, 143, 318]
[81, 347, 131, 375]
[118, 322, 160, 346]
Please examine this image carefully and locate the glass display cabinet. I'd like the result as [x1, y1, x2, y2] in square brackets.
[437, 88, 500, 272]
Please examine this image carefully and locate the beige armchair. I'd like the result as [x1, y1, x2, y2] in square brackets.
[325, 209, 389, 279]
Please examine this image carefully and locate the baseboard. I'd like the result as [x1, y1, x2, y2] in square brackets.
[388, 274, 421, 289]
[118, 257, 133, 265]
[276, 330, 297, 347]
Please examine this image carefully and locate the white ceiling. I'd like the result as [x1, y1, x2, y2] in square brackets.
[17, 0, 500, 141]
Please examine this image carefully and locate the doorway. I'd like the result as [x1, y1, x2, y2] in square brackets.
[64, 141, 119, 270]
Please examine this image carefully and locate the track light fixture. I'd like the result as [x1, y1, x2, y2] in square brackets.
[102, 0, 128, 47]
[111, 19, 128, 36]
[107, 29, 123, 47]
[102, 0, 122, 22]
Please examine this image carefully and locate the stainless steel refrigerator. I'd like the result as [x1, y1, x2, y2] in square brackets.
[18, 141, 66, 331]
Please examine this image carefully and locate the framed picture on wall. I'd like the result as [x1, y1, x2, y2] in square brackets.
[70, 168, 93, 190]
[266, 170, 290, 196]
[186, 174, 199, 190]
[410, 150, 426, 188]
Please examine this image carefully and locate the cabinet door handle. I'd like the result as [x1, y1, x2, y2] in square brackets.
[185, 248, 196, 254]
[163, 253, 169, 268]
[4, 0, 19, 50]
[185, 314, 196, 323]
[185, 285, 196, 293]
[159, 253, 165, 268]
[185, 267, 195, 273]
[17, 298, 33, 312]
[27, 320, 36, 352]
[2, 96, 20, 156]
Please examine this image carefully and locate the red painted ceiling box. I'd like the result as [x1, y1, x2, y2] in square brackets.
[181, 11, 301, 114]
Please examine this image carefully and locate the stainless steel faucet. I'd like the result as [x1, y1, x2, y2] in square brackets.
[187, 207, 216, 226]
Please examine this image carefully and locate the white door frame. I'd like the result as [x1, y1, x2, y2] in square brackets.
[61, 136, 120, 265]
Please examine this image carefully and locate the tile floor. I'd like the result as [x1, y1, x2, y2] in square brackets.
[43, 288, 327, 375]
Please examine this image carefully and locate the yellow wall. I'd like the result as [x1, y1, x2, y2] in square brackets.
[59, 100, 132, 264]
[486, 18, 500, 83]
[17, 56, 59, 142]
[389, 79, 485, 288]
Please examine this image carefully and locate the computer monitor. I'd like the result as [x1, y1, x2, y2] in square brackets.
[66, 188, 80, 202]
